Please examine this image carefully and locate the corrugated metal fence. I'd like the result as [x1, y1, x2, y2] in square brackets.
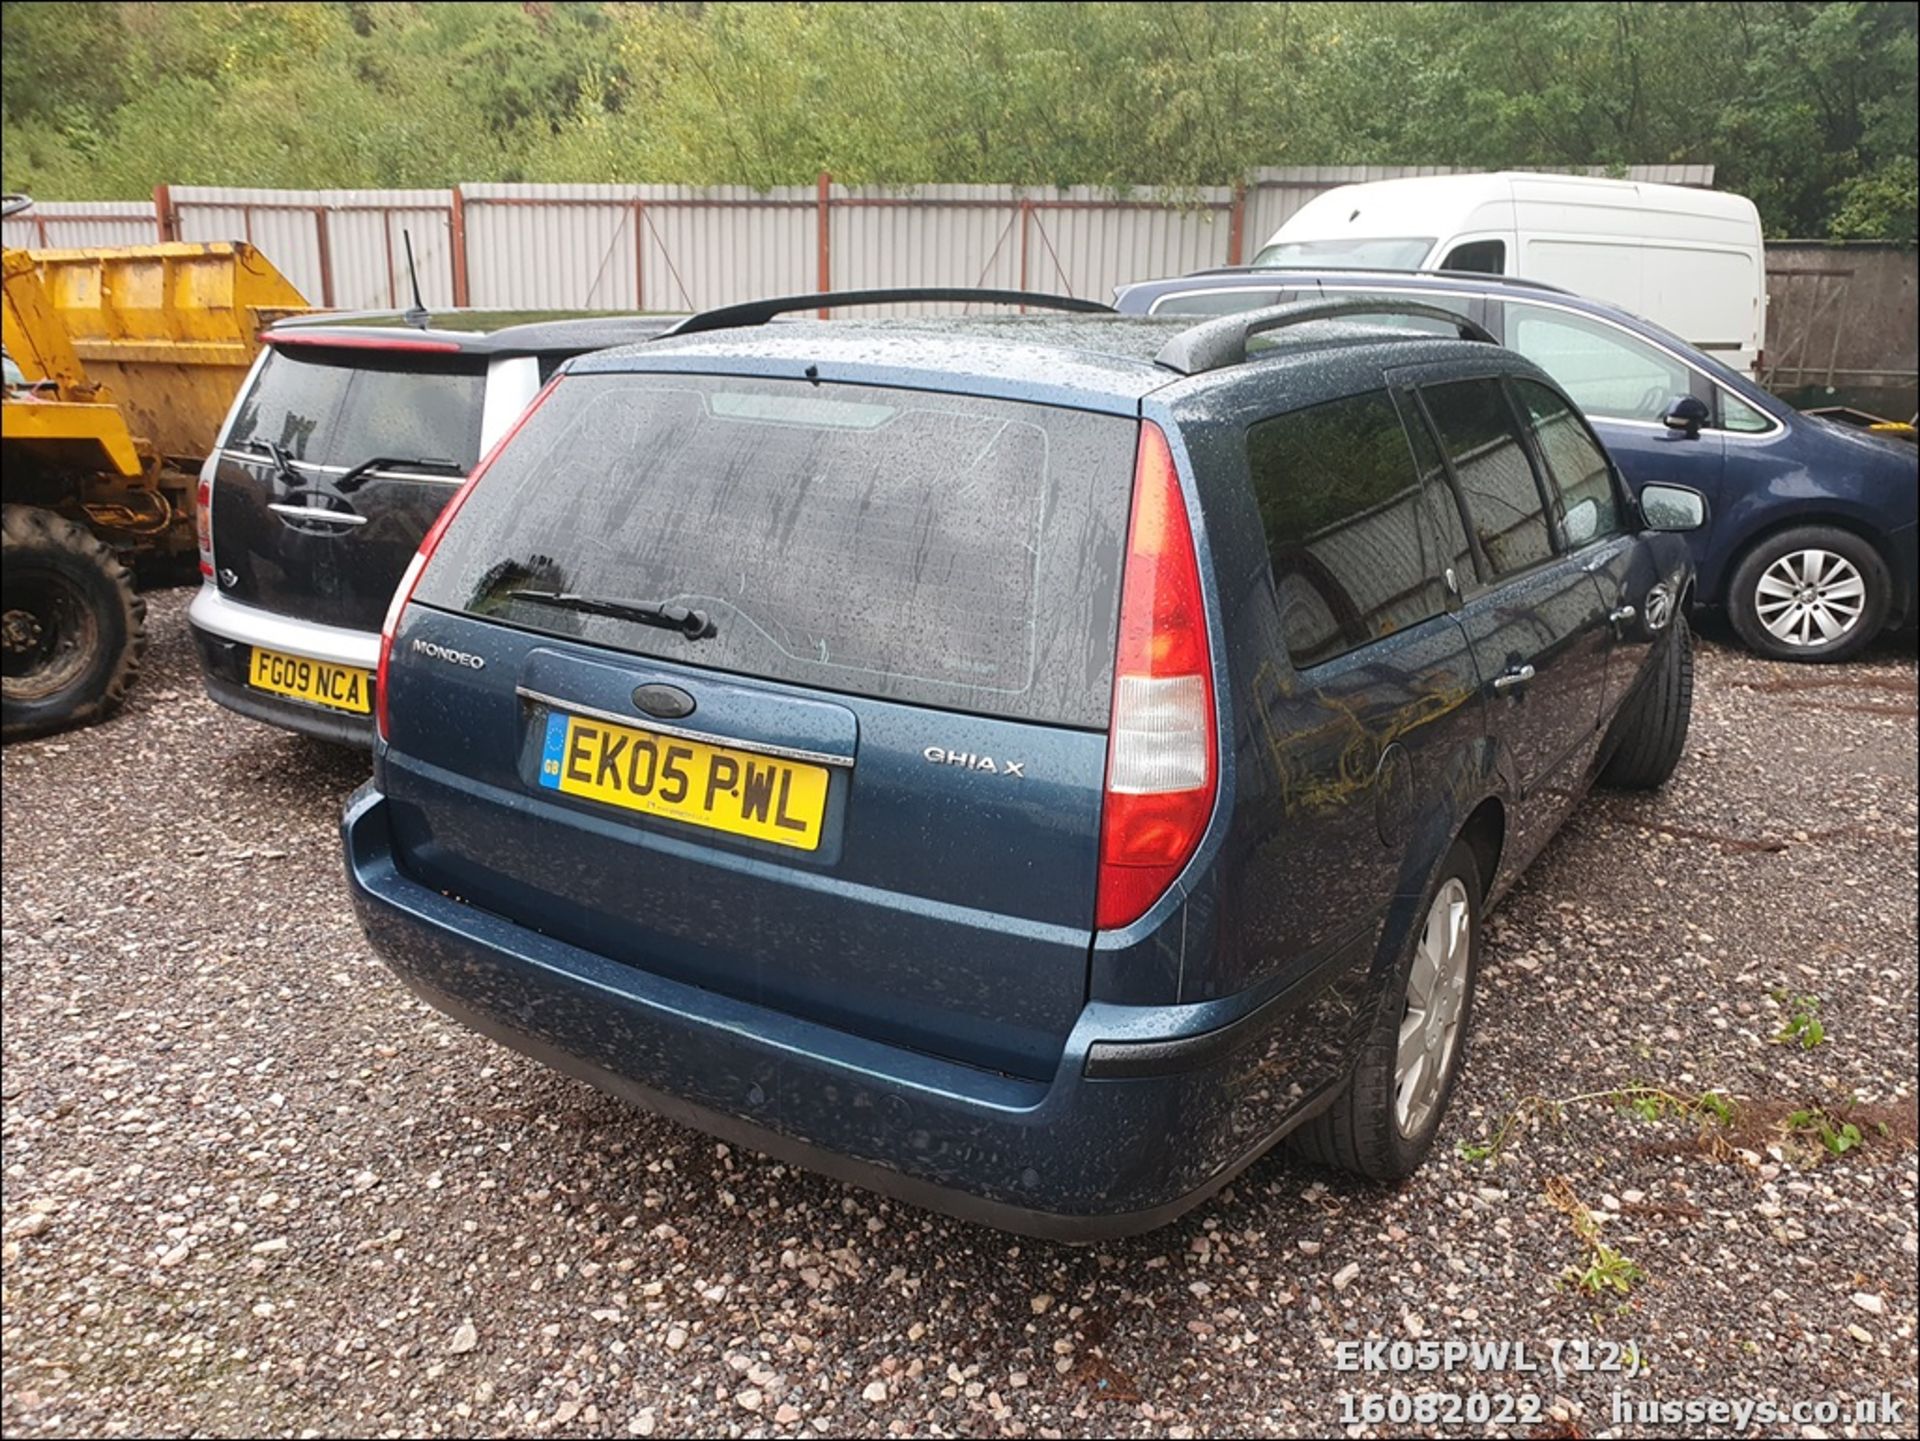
[3, 165, 1716, 315]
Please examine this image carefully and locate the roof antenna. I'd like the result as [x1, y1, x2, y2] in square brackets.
[401, 228, 430, 329]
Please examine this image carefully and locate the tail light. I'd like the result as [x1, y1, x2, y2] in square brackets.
[375, 374, 564, 742]
[1095, 420, 1217, 930]
[195, 468, 215, 579]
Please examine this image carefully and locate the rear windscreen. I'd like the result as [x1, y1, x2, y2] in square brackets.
[229, 347, 490, 470]
[413, 374, 1138, 728]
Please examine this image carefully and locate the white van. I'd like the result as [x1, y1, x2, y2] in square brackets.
[1255, 172, 1767, 375]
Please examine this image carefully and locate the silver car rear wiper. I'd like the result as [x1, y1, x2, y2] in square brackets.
[501, 589, 717, 641]
[334, 455, 464, 493]
[230, 436, 296, 470]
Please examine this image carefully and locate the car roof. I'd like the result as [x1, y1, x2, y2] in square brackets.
[264, 308, 685, 357]
[1178, 264, 1579, 296]
[1112, 266, 1762, 393]
[568, 312, 1500, 413]
[1119, 267, 1576, 302]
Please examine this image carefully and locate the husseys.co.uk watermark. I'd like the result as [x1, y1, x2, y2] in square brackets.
[1611, 1391, 1907, 1433]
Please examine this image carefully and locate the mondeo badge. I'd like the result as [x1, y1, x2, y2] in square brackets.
[632, 683, 697, 720]
[410, 638, 485, 669]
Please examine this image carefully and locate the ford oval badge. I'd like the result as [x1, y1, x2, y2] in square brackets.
[632, 683, 696, 720]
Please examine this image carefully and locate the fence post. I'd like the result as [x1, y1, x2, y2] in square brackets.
[381, 209, 398, 308]
[450, 186, 471, 308]
[154, 183, 177, 243]
[313, 207, 336, 308]
[1227, 181, 1247, 266]
[1018, 199, 1032, 293]
[632, 199, 647, 312]
[817, 171, 832, 317]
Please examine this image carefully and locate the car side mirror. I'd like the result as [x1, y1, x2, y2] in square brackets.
[1662, 394, 1710, 438]
[1639, 483, 1708, 532]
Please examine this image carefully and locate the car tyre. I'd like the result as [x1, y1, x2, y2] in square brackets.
[1599, 613, 1694, 791]
[1, 504, 146, 741]
[1727, 526, 1889, 663]
[1289, 840, 1480, 1181]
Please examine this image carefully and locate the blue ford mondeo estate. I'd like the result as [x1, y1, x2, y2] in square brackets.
[343, 290, 1704, 1237]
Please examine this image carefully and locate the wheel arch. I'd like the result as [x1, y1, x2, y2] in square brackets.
[1718, 511, 1898, 610]
[1457, 796, 1506, 906]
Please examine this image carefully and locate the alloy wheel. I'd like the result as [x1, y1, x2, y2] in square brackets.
[1753, 548, 1867, 648]
[1395, 877, 1471, 1138]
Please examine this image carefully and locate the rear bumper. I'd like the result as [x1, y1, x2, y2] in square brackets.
[189, 585, 375, 747]
[342, 785, 1341, 1239]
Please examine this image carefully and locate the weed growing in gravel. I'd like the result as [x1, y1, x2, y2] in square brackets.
[1546, 1176, 1643, 1297]
[1772, 991, 1828, 1049]
[1782, 1100, 1881, 1161]
[1568, 1241, 1643, 1297]
[1456, 1084, 1736, 1164]
[1617, 1086, 1735, 1127]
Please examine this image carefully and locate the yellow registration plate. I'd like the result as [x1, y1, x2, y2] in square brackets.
[247, 646, 373, 714]
[539, 711, 830, 851]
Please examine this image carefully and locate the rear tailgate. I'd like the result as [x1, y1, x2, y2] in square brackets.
[208, 343, 488, 631]
[384, 373, 1137, 1079]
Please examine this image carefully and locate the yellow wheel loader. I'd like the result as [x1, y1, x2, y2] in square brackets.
[2, 195, 309, 738]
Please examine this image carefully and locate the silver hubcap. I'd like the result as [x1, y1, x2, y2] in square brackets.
[1754, 549, 1866, 647]
[1396, 878, 1471, 1138]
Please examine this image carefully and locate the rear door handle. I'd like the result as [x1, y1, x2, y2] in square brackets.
[1609, 604, 1638, 631]
[1492, 664, 1536, 694]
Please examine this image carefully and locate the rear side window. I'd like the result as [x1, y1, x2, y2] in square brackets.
[1420, 379, 1555, 578]
[1246, 391, 1451, 670]
[1440, 239, 1505, 274]
[1512, 378, 1622, 548]
[229, 348, 489, 470]
[415, 374, 1135, 728]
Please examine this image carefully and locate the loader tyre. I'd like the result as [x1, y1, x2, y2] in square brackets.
[2, 504, 146, 740]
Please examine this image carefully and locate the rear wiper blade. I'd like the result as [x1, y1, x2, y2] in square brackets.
[501, 589, 717, 640]
[334, 455, 463, 493]
[230, 436, 296, 470]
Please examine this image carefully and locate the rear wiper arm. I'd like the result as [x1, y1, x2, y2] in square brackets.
[501, 589, 717, 640]
[334, 455, 463, 493]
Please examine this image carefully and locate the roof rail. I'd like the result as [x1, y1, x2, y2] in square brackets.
[664, 288, 1113, 337]
[1179, 265, 1577, 296]
[1156, 298, 1496, 376]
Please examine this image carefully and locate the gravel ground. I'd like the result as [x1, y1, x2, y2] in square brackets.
[4, 589, 1916, 1439]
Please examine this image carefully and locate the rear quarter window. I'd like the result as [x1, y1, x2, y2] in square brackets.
[415, 374, 1137, 728]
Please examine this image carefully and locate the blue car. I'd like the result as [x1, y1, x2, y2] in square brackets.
[345, 289, 1705, 1237]
[1117, 268, 1918, 662]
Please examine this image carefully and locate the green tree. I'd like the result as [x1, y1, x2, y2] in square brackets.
[3, 1, 1915, 239]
